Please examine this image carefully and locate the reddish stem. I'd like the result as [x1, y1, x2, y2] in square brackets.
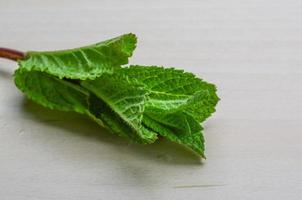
[0, 47, 26, 61]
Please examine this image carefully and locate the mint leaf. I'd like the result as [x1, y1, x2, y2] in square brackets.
[18, 33, 137, 80]
[116, 65, 219, 122]
[14, 69, 89, 114]
[142, 114, 205, 157]
[88, 93, 157, 143]
[111, 66, 219, 156]
[82, 73, 157, 143]
[6, 33, 220, 157]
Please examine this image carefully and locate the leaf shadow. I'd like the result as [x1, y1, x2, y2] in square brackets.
[20, 98, 203, 166]
[0, 68, 13, 80]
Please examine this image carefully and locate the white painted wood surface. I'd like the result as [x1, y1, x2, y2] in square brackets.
[1, 0, 302, 199]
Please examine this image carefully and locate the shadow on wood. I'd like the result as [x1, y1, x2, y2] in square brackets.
[20, 98, 203, 166]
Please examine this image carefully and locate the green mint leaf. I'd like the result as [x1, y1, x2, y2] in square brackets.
[17, 33, 137, 80]
[116, 65, 219, 122]
[88, 93, 158, 143]
[111, 65, 219, 155]
[142, 114, 205, 157]
[14, 69, 89, 114]
[14, 69, 157, 143]
[82, 73, 157, 143]
[9, 34, 220, 157]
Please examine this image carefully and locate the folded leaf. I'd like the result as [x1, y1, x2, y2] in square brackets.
[14, 69, 89, 114]
[116, 65, 219, 122]
[109, 65, 219, 155]
[14, 68, 156, 143]
[18, 33, 137, 80]
[142, 115, 205, 157]
[87, 93, 157, 143]
[82, 74, 157, 143]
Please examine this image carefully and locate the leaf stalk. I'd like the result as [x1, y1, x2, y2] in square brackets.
[0, 47, 25, 61]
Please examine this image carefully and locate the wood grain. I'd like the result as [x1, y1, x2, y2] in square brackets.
[0, 0, 302, 199]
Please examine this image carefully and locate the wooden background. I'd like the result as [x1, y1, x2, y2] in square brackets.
[0, 0, 302, 199]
